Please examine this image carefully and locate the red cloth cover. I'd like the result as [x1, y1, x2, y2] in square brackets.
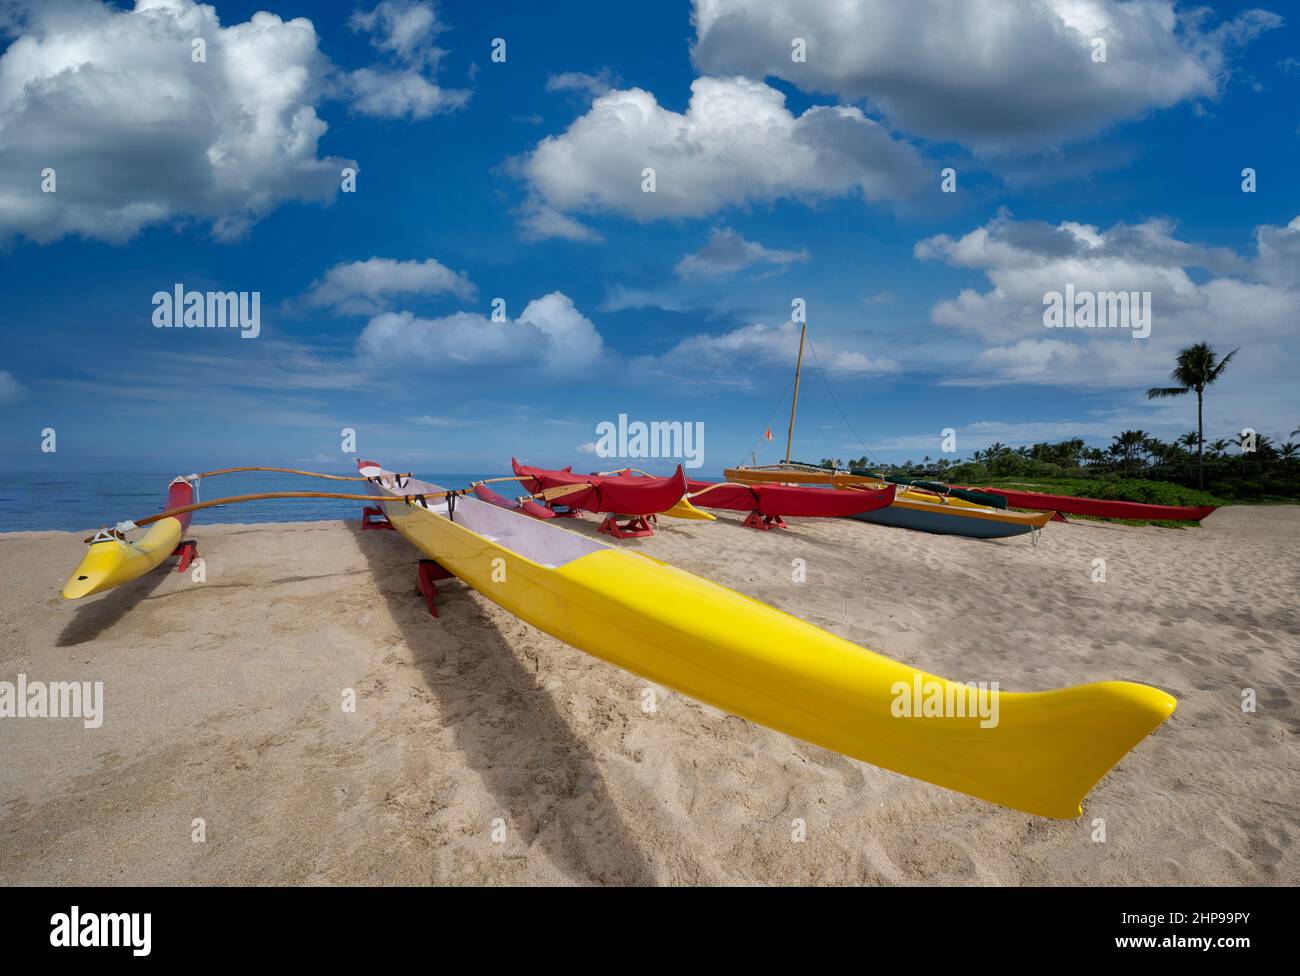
[511, 459, 688, 516]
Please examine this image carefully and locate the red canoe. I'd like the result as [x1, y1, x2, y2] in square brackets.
[511, 459, 688, 515]
[967, 487, 1216, 522]
[472, 482, 557, 519]
[687, 479, 896, 518]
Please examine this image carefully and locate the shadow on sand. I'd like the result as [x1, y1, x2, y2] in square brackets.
[349, 523, 657, 885]
[57, 567, 174, 646]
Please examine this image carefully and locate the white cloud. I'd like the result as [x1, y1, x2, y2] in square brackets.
[675, 227, 809, 278]
[518, 75, 926, 234]
[347, 67, 468, 118]
[826, 349, 896, 375]
[871, 418, 1119, 453]
[961, 339, 1085, 384]
[691, 0, 1281, 153]
[0, 370, 26, 403]
[576, 441, 598, 454]
[345, 1, 469, 119]
[303, 257, 477, 315]
[0, 0, 354, 244]
[517, 204, 604, 243]
[351, 0, 440, 67]
[632, 319, 897, 385]
[598, 286, 693, 314]
[355, 291, 608, 376]
[546, 70, 617, 99]
[914, 212, 1300, 397]
[411, 415, 479, 428]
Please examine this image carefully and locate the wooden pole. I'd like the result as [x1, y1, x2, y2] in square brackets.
[116, 483, 595, 531]
[785, 322, 807, 464]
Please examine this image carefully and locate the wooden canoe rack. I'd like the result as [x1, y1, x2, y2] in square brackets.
[361, 505, 395, 531]
[172, 540, 198, 572]
[417, 559, 456, 617]
[742, 511, 787, 531]
[597, 514, 655, 539]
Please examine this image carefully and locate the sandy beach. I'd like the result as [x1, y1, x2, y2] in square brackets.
[1, 506, 1297, 886]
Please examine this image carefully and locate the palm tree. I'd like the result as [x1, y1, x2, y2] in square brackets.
[1279, 442, 1299, 463]
[1109, 430, 1149, 472]
[1147, 343, 1239, 487]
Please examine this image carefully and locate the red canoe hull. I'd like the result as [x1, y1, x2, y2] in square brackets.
[687, 479, 895, 517]
[972, 487, 1216, 522]
[512, 459, 688, 516]
[167, 478, 194, 533]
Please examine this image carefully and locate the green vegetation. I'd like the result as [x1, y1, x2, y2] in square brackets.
[815, 342, 1298, 508]
[824, 431, 1299, 507]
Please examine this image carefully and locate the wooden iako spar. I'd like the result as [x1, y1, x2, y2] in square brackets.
[193, 465, 400, 481]
[120, 482, 594, 530]
[61, 468, 597, 600]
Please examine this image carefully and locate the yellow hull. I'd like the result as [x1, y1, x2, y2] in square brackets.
[62, 518, 184, 599]
[892, 490, 1055, 528]
[369, 469, 1173, 818]
[662, 497, 716, 521]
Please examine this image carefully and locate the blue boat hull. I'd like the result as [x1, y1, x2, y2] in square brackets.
[851, 504, 1036, 539]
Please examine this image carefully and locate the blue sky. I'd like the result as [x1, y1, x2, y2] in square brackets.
[1, 0, 1297, 475]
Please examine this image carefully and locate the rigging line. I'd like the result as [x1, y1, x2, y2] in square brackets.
[736, 370, 798, 468]
[804, 333, 885, 470]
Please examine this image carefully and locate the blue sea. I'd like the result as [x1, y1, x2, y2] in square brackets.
[0, 472, 499, 532]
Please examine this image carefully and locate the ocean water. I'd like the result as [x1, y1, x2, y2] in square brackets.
[0, 472, 499, 532]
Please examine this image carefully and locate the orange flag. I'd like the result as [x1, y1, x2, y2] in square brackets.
[764, 427, 773, 441]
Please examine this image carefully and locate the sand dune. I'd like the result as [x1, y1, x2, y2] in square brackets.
[1, 505, 1296, 885]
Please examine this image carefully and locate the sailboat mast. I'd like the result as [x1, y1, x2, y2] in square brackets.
[784, 323, 807, 464]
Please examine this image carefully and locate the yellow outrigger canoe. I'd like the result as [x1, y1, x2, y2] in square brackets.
[362, 461, 1174, 818]
[63, 477, 195, 599]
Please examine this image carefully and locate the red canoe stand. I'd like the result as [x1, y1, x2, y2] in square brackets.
[361, 505, 395, 531]
[416, 559, 457, 617]
[597, 514, 656, 539]
[741, 511, 788, 531]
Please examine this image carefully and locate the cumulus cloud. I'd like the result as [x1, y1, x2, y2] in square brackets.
[518, 75, 926, 234]
[632, 319, 897, 386]
[345, 0, 469, 118]
[303, 258, 477, 315]
[546, 69, 618, 100]
[0, 370, 27, 403]
[674, 227, 809, 278]
[0, 0, 355, 244]
[915, 212, 1300, 389]
[351, 0, 441, 67]
[355, 291, 608, 376]
[691, 0, 1281, 152]
[517, 204, 604, 243]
